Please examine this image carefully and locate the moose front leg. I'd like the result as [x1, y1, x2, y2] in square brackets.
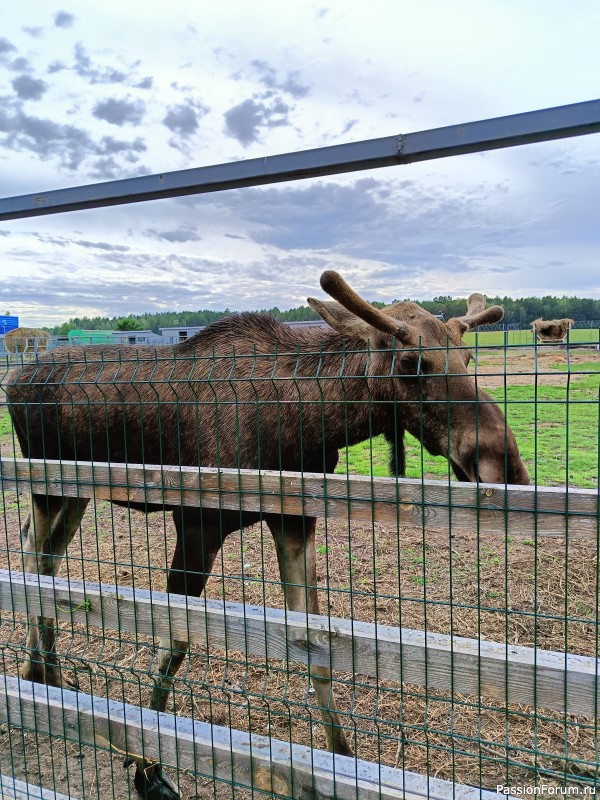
[21, 495, 88, 687]
[149, 507, 232, 714]
[267, 514, 354, 758]
[130, 507, 231, 800]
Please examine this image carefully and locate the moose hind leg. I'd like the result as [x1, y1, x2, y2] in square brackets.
[21, 494, 63, 684]
[21, 495, 88, 686]
[267, 514, 353, 758]
[384, 427, 406, 477]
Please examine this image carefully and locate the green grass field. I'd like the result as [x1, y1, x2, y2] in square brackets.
[464, 328, 600, 348]
[338, 362, 599, 489]
[0, 409, 12, 440]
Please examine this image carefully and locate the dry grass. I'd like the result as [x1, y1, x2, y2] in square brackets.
[0, 345, 599, 798]
[1, 502, 599, 797]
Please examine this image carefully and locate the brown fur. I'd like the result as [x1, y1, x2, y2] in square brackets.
[6, 272, 529, 797]
[531, 318, 575, 342]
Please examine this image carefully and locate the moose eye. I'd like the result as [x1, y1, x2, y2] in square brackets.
[398, 349, 423, 376]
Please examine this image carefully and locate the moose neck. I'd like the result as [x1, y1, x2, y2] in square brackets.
[286, 330, 393, 455]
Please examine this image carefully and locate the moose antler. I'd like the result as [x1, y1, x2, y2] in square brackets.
[455, 293, 504, 329]
[465, 293, 486, 316]
[320, 270, 413, 342]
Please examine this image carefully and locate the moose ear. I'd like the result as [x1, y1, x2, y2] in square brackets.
[307, 297, 375, 339]
[445, 318, 469, 341]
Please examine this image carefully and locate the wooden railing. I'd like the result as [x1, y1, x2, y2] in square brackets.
[0, 458, 598, 798]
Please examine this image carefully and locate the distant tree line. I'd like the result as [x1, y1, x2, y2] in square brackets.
[417, 296, 600, 326]
[51, 306, 323, 335]
[49, 295, 600, 335]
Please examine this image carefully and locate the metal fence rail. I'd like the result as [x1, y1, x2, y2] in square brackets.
[0, 100, 599, 220]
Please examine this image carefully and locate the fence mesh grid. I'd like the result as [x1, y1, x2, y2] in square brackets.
[0, 323, 598, 799]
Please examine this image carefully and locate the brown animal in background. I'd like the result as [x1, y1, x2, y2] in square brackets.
[6, 271, 529, 800]
[3, 326, 51, 355]
[531, 318, 575, 342]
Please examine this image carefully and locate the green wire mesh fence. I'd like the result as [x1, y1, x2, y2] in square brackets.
[0, 288, 598, 800]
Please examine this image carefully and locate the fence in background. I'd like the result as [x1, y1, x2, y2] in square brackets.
[1, 321, 599, 355]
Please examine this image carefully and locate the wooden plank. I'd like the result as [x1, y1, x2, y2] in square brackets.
[1, 571, 597, 718]
[0, 675, 497, 800]
[0, 775, 76, 800]
[0, 458, 598, 537]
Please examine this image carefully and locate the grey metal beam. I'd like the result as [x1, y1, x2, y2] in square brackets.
[0, 99, 599, 221]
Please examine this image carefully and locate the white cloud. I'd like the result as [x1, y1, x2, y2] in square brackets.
[53, 11, 76, 29]
[0, 0, 598, 326]
[12, 74, 48, 100]
[92, 96, 146, 126]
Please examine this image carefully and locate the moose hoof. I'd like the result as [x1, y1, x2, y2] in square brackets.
[21, 659, 46, 686]
[45, 666, 80, 691]
[22, 656, 78, 691]
[335, 743, 354, 758]
[61, 674, 80, 691]
[127, 761, 179, 800]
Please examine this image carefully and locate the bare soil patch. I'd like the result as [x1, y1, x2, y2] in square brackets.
[473, 346, 598, 389]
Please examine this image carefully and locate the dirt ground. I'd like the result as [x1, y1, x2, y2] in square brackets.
[0, 345, 599, 799]
[472, 345, 598, 389]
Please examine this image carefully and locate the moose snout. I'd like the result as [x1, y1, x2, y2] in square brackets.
[452, 437, 530, 486]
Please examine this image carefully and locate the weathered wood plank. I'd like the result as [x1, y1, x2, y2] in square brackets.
[0, 458, 598, 537]
[0, 775, 76, 800]
[1, 571, 597, 718]
[0, 675, 497, 800]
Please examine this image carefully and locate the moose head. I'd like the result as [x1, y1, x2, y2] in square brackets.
[309, 271, 530, 485]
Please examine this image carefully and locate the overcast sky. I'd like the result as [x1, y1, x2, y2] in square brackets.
[0, 1, 598, 327]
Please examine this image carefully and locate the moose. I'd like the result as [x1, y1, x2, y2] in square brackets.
[6, 271, 529, 799]
[531, 317, 575, 343]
